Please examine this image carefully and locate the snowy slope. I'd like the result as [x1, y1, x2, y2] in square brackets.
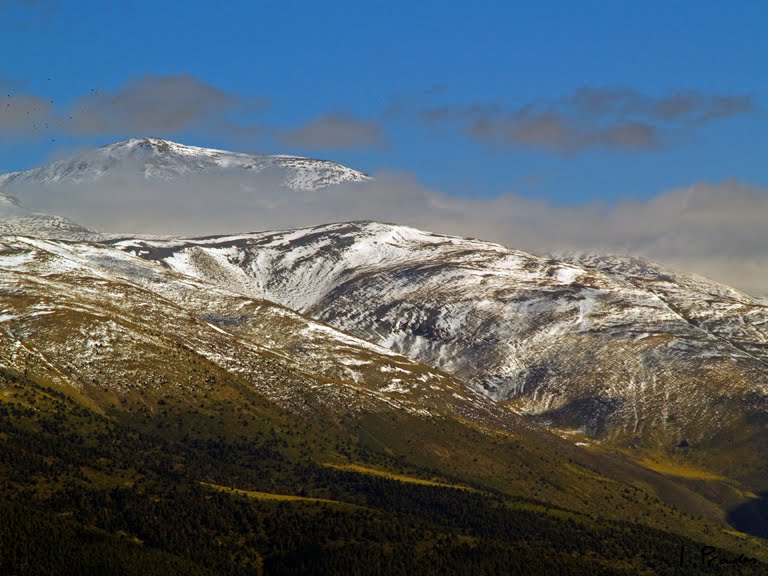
[0, 138, 370, 192]
[4, 140, 768, 484]
[114, 221, 768, 465]
[11, 232, 760, 541]
[0, 234, 523, 430]
[555, 253, 768, 359]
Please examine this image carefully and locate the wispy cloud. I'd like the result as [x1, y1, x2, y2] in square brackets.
[383, 84, 447, 118]
[569, 87, 755, 124]
[0, 74, 267, 142]
[0, 91, 53, 137]
[464, 111, 659, 152]
[279, 112, 387, 150]
[5, 77, 752, 157]
[420, 87, 757, 153]
[68, 74, 267, 138]
[2, 0, 58, 27]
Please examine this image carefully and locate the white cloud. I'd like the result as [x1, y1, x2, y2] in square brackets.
[279, 112, 387, 150]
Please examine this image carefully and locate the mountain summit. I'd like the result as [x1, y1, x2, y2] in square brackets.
[0, 137, 370, 192]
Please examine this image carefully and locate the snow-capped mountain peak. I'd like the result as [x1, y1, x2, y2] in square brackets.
[0, 137, 370, 192]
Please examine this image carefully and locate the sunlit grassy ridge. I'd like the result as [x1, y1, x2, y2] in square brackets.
[201, 482, 359, 507]
[322, 462, 477, 491]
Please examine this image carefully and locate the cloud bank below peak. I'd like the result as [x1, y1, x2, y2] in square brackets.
[7, 166, 768, 296]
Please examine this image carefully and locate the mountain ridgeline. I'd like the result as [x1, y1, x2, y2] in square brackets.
[115, 222, 768, 486]
[0, 137, 370, 192]
[1, 139, 767, 573]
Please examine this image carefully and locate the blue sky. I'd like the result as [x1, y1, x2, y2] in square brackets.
[1, 0, 766, 204]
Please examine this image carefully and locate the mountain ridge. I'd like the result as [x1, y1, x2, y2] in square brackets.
[3, 140, 768, 556]
[112, 220, 768, 489]
[0, 137, 370, 193]
[5, 231, 768, 542]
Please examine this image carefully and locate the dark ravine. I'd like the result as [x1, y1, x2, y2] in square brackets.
[728, 492, 768, 539]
